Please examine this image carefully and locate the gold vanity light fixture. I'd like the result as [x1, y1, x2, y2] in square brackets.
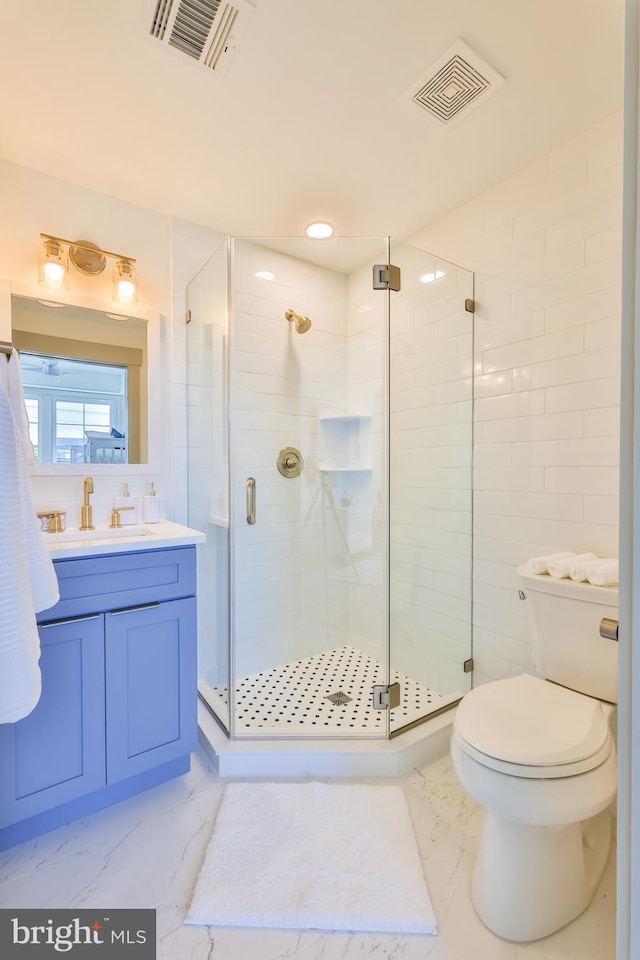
[39, 233, 138, 305]
[39, 237, 69, 290]
[112, 256, 138, 305]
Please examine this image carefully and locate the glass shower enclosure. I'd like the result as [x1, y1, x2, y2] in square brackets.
[187, 236, 473, 740]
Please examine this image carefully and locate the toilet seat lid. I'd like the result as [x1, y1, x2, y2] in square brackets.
[455, 673, 609, 766]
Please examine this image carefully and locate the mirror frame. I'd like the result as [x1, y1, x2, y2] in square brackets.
[1, 278, 161, 477]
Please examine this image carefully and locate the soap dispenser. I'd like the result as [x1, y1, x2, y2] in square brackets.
[143, 482, 161, 523]
[114, 482, 138, 525]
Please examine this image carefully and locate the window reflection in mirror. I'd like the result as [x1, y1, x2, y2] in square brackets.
[21, 353, 128, 463]
[11, 296, 148, 464]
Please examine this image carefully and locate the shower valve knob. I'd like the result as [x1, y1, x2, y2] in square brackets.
[277, 446, 303, 478]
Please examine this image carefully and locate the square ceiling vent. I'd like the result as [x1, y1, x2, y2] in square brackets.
[406, 38, 505, 126]
[150, 0, 256, 75]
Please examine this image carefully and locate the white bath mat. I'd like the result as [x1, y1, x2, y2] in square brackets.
[186, 781, 437, 935]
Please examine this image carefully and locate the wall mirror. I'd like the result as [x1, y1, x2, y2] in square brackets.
[11, 295, 148, 465]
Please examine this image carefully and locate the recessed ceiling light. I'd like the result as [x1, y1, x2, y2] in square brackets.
[254, 270, 275, 281]
[305, 222, 334, 239]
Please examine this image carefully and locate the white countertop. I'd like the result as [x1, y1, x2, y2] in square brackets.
[44, 520, 207, 560]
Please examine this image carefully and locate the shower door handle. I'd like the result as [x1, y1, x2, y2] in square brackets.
[246, 477, 256, 525]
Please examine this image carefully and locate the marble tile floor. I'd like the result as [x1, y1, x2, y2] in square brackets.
[0, 748, 615, 960]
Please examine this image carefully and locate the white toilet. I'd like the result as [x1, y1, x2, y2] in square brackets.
[451, 564, 618, 942]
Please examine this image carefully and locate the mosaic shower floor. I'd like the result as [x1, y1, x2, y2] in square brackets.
[204, 644, 460, 735]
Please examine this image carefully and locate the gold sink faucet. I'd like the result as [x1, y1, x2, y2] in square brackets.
[80, 476, 95, 530]
[37, 510, 65, 533]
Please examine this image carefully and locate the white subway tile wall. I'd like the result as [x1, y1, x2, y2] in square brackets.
[230, 240, 362, 684]
[412, 110, 623, 685]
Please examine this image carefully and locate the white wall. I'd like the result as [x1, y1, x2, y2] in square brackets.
[412, 110, 623, 685]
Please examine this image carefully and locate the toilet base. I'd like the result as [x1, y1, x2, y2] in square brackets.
[471, 807, 612, 942]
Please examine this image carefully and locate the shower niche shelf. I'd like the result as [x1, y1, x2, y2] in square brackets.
[318, 415, 372, 472]
[317, 465, 373, 472]
[209, 516, 229, 528]
[207, 492, 229, 528]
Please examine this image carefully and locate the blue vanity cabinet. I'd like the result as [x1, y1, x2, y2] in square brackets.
[0, 614, 106, 825]
[0, 545, 198, 850]
[105, 596, 197, 783]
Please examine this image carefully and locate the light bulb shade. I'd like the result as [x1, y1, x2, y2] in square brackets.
[113, 259, 138, 305]
[305, 221, 334, 239]
[39, 238, 68, 290]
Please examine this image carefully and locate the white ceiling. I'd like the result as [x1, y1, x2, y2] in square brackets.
[0, 0, 625, 240]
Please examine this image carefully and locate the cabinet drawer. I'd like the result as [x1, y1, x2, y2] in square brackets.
[40, 546, 196, 622]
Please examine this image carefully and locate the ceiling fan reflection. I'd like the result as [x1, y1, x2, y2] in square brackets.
[21, 357, 64, 377]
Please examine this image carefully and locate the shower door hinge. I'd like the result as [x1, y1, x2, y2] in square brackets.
[464, 298, 475, 313]
[185, 309, 192, 324]
[464, 658, 474, 673]
[373, 682, 401, 710]
[373, 264, 401, 292]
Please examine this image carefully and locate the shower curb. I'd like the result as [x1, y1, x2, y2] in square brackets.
[197, 700, 454, 778]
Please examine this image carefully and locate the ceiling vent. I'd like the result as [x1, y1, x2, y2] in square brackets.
[150, 0, 256, 75]
[406, 38, 505, 126]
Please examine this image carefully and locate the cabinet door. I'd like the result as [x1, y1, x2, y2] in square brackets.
[105, 597, 197, 784]
[0, 615, 106, 828]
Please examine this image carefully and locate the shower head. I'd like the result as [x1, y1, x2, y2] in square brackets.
[285, 308, 312, 334]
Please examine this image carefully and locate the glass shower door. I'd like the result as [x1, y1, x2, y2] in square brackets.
[228, 236, 391, 738]
[388, 238, 474, 734]
[186, 239, 231, 733]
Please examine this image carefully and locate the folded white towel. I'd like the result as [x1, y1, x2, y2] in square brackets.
[586, 558, 619, 587]
[568, 553, 601, 582]
[548, 552, 597, 580]
[526, 552, 575, 575]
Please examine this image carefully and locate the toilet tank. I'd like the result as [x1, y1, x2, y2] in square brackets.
[516, 564, 618, 703]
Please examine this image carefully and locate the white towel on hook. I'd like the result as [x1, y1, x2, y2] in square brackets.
[586, 558, 619, 587]
[3, 351, 58, 613]
[526, 552, 575, 575]
[0, 350, 59, 723]
[5, 348, 34, 463]
[568, 553, 601, 582]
